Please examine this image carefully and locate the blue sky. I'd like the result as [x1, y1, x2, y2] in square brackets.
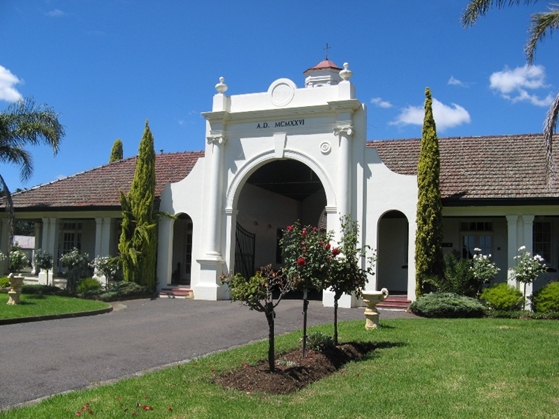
[1, 0, 557, 191]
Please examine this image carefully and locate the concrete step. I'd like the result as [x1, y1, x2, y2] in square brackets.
[377, 295, 411, 311]
[159, 287, 194, 299]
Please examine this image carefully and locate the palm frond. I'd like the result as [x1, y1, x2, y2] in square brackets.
[461, 0, 530, 28]
[545, 91, 559, 185]
[1, 97, 64, 181]
[526, 8, 559, 63]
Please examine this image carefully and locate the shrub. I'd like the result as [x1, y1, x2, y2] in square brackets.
[21, 284, 61, 295]
[0, 276, 10, 288]
[531, 282, 559, 312]
[60, 248, 91, 292]
[306, 331, 334, 352]
[77, 277, 103, 296]
[409, 292, 486, 318]
[425, 252, 474, 296]
[480, 283, 524, 311]
[98, 280, 154, 301]
[9, 244, 29, 273]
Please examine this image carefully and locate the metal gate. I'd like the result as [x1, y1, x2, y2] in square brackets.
[235, 222, 255, 279]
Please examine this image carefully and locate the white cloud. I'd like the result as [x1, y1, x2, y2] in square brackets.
[45, 9, 66, 17]
[490, 64, 553, 107]
[370, 97, 393, 108]
[0, 65, 23, 102]
[448, 76, 468, 87]
[391, 98, 471, 131]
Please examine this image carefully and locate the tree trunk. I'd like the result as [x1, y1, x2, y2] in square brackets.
[334, 297, 339, 346]
[302, 288, 309, 358]
[265, 305, 275, 372]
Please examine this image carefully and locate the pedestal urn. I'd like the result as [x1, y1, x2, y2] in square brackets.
[362, 288, 389, 330]
[7, 273, 25, 305]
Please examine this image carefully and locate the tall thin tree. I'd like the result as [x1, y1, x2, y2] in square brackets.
[415, 88, 444, 298]
[118, 121, 157, 288]
[109, 139, 123, 163]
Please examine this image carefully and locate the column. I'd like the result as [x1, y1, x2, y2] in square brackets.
[39, 218, 59, 283]
[506, 215, 519, 286]
[205, 135, 226, 257]
[333, 125, 353, 220]
[521, 215, 535, 306]
[94, 217, 103, 258]
[156, 216, 174, 291]
[32, 222, 42, 274]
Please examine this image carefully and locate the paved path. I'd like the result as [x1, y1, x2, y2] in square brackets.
[0, 298, 415, 409]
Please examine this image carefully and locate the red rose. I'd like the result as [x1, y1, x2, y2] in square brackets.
[325, 243, 331, 250]
[297, 258, 306, 266]
[332, 248, 341, 256]
[287, 225, 293, 231]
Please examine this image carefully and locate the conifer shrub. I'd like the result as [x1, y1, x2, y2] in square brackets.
[77, 277, 103, 296]
[409, 292, 486, 318]
[531, 282, 559, 312]
[480, 283, 524, 311]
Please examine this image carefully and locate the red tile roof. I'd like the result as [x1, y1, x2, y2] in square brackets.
[7, 151, 205, 210]
[369, 133, 559, 200]
[303, 59, 342, 75]
[5, 133, 558, 212]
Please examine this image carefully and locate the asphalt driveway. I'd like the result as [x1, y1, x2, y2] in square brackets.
[0, 298, 415, 409]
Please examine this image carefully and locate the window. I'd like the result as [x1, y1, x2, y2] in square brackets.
[461, 222, 493, 258]
[61, 222, 82, 255]
[533, 221, 551, 263]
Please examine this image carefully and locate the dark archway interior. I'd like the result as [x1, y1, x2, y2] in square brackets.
[246, 160, 323, 202]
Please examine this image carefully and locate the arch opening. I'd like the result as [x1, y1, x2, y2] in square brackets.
[171, 213, 193, 286]
[235, 159, 327, 276]
[377, 210, 409, 294]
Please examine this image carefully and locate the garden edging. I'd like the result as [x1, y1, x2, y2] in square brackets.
[0, 305, 113, 326]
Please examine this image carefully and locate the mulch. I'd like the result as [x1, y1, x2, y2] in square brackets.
[215, 342, 374, 395]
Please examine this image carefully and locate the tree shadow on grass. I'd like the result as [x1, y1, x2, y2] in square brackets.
[23, 294, 47, 300]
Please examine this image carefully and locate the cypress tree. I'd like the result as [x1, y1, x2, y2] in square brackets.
[118, 121, 157, 288]
[109, 139, 123, 162]
[415, 87, 444, 297]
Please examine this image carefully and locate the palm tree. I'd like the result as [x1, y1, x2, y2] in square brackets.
[461, 1, 559, 177]
[0, 97, 65, 250]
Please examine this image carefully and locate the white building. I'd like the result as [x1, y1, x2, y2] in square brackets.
[3, 59, 558, 306]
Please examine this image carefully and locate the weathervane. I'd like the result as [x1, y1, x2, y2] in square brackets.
[324, 43, 331, 60]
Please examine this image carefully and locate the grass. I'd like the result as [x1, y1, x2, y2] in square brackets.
[1, 318, 558, 418]
[0, 293, 110, 319]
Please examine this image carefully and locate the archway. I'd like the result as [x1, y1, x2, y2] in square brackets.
[377, 210, 409, 293]
[235, 159, 327, 276]
[171, 213, 193, 285]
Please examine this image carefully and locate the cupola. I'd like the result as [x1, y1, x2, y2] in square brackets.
[303, 58, 343, 88]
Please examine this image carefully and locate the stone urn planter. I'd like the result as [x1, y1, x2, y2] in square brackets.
[7, 273, 25, 305]
[362, 288, 389, 330]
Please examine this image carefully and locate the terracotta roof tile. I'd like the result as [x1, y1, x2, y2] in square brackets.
[7, 151, 205, 210]
[6, 133, 558, 212]
[368, 133, 559, 200]
[303, 59, 342, 75]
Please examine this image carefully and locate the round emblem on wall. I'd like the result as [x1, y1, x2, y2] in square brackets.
[320, 142, 331, 154]
[268, 78, 296, 107]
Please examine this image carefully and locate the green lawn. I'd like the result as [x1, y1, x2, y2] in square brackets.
[1, 317, 557, 418]
[0, 293, 110, 319]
